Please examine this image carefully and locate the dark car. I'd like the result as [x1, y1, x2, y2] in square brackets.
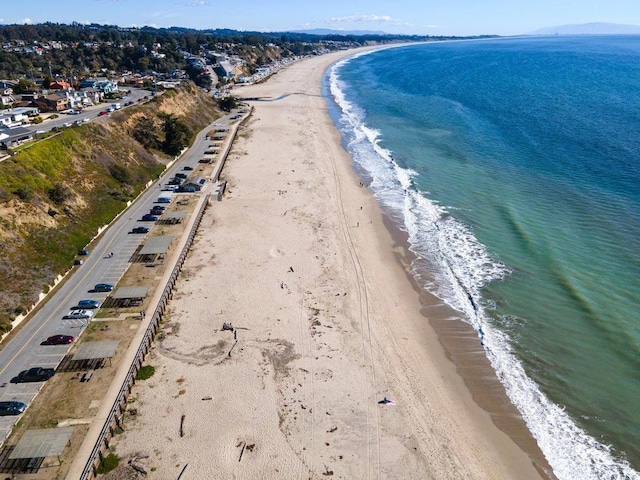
[141, 214, 158, 221]
[15, 367, 55, 383]
[174, 172, 188, 179]
[73, 259, 84, 265]
[183, 166, 194, 171]
[41, 334, 74, 345]
[131, 226, 150, 234]
[0, 401, 27, 416]
[167, 178, 183, 186]
[150, 208, 165, 215]
[78, 249, 90, 256]
[177, 185, 197, 193]
[94, 283, 114, 292]
[78, 299, 101, 309]
[156, 197, 172, 204]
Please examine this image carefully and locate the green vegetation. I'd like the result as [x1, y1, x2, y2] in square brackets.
[96, 453, 120, 474]
[0, 22, 464, 80]
[136, 365, 156, 380]
[0, 83, 219, 333]
[162, 115, 192, 156]
[218, 96, 238, 112]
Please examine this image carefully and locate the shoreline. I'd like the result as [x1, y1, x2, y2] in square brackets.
[108, 48, 550, 479]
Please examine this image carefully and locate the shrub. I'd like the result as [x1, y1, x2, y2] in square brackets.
[96, 453, 119, 474]
[109, 163, 131, 184]
[136, 365, 155, 380]
[14, 186, 33, 202]
[47, 183, 72, 205]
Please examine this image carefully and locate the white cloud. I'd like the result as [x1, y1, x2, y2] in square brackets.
[328, 14, 411, 27]
[19, 18, 32, 25]
[185, 0, 210, 6]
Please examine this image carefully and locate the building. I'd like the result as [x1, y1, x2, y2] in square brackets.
[79, 77, 118, 94]
[0, 127, 33, 149]
[0, 111, 29, 129]
[34, 93, 69, 112]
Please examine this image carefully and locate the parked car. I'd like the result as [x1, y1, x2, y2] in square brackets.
[174, 172, 188, 179]
[177, 185, 197, 193]
[161, 184, 178, 191]
[167, 178, 183, 186]
[63, 309, 94, 320]
[78, 299, 101, 309]
[150, 207, 165, 215]
[183, 166, 194, 171]
[94, 283, 114, 292]
[131, 226, 150, 234]
[41, 334, 74, 345]
[78, 249, 90, 256]
[98, 110, 109, 116]
[0, 401, 27, 416]
[141, 214, 158, 221]
[73, 259, 84, 265]
[14, 367, 55, 383]
[156, 197, 172, 203]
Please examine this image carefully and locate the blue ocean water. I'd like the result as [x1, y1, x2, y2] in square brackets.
[326, 36, 640, 480]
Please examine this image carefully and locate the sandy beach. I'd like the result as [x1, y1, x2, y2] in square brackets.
[109, 48, 550, 479]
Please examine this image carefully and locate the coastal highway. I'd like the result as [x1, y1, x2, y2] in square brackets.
[0, 109, 243, 445]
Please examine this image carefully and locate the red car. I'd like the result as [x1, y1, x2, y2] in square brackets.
[98, 111, 109, 116]
[41, 334, 74, 345]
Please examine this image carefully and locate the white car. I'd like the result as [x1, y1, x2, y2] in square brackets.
[63, 309, 94, 320]
[161, 184, 179, 191]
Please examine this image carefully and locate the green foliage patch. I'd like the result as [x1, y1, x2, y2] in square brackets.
[136, 365, 155, 380]
[96, 453, 120, 474]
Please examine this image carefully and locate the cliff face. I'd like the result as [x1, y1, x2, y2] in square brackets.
[0, 82, 220, 331]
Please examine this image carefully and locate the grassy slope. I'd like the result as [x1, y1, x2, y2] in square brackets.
[0, 82, 219, 331]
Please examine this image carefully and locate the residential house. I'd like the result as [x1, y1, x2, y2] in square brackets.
[213, 61, 236, 79]
[79, 87, 103, 104]
[1, 95, 15, 107]
[0, 111, 29, 129]
[0, 127, 33, 149]
[11, 107, 39, 117]
[79, 77, 118, 94]
[48, 80, 72, 91]
[34, 93, 69, 112]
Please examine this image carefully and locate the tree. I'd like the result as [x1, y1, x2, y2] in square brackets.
[162, 115, 191, 156]
[132, 117, 161, 150]
[13, 78, 36, 94]
[218, 95, 237, 112]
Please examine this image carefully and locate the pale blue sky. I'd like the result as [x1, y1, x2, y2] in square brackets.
[1, 0, 639, 36]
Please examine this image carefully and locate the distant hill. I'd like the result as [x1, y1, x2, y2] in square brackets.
[288, 28, 389, 36]
[528, 22, 640, 35]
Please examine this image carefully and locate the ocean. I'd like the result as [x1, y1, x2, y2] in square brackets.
[326, 36, 640, 480]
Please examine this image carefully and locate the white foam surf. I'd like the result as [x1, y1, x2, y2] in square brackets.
[327, 56, 640, 480]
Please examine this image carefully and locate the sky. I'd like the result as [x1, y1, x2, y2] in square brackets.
[1, 0, 640, 37]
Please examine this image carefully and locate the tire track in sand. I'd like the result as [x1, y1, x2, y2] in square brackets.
[320, 118, 381, 480]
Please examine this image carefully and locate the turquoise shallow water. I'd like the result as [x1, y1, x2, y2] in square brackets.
[326, 36, 640, 479]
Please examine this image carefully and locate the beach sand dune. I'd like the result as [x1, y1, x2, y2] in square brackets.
[110, 49, 546, 480]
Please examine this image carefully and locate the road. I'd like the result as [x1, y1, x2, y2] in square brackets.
[23, 88, 151, 135]
[0, 106, 246, 443]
